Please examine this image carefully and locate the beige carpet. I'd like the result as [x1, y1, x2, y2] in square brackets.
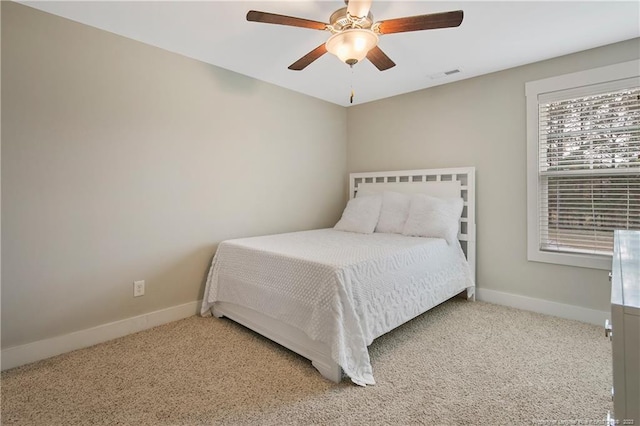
[1, 300, 612, 425]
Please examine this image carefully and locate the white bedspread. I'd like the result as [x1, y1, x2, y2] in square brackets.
[200, 229, 474, 386]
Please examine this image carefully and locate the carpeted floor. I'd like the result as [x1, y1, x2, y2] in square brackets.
[1, 300, 612, 425]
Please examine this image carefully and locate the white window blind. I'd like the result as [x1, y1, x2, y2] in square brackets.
[537, 83, 640, 256]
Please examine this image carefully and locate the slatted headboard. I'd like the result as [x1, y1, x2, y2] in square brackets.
[350, 167, 476, 283]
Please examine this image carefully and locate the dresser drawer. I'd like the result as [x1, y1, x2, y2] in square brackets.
[610, 230, 640, 425]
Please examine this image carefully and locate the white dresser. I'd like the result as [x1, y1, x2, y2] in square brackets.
[609, 230, 640, 425]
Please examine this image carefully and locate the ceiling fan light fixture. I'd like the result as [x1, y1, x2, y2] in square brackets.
[325, 28, 378, 66]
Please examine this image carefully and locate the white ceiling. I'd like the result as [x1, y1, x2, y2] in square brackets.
[21, 1, 640, 107]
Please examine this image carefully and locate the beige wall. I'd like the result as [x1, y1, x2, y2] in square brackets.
[347, 38, 640, 312]
[3, 1, 638, 351]
[0, 0, 3, 352]
[1, 2, 347, 348]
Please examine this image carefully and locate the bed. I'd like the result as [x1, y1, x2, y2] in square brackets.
[200, 167, 476, 386]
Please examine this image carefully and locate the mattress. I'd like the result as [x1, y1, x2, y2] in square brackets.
[201, 228, 474, 385]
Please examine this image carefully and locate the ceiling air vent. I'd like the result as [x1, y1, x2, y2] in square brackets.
[428, 69, 461, 80]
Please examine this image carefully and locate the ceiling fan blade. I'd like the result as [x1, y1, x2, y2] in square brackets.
[288, 44, 328, 71]
[346, 0, 373, 19]
[246, 10, 328, 30]
[366, 46, 396, 71]
[377, 10, 463, 34]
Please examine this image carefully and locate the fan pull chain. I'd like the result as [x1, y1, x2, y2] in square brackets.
[350, 67, 355, 104]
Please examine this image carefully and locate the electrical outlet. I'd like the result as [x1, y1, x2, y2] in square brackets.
[133, 280, 145, 297]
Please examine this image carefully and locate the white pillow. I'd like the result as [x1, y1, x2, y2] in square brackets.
[402, 194, 463, 243]
[334, 195, 382, 234]
[375, 191, 412, 234]
[355, 188, 376, 198]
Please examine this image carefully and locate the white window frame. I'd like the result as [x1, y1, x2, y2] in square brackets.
[525, 59, 640, 270]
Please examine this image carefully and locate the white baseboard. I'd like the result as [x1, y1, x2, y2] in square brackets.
[1, 301, 201, 371]
[476, 288, 609, 327]
[1, 292, 608, 371]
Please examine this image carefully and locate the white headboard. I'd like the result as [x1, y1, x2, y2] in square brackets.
[350, 167, 476, 282]
[356, 181, 461, 199]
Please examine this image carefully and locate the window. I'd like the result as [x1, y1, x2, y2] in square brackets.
[526, 60, 640, 269]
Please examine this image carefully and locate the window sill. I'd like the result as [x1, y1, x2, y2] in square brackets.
[527, 248, 612, 270]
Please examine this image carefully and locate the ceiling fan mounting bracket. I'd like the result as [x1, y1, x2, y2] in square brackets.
[328, 7, 374, 33]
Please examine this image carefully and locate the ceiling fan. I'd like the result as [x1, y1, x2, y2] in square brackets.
[246, 0, 463, 71]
